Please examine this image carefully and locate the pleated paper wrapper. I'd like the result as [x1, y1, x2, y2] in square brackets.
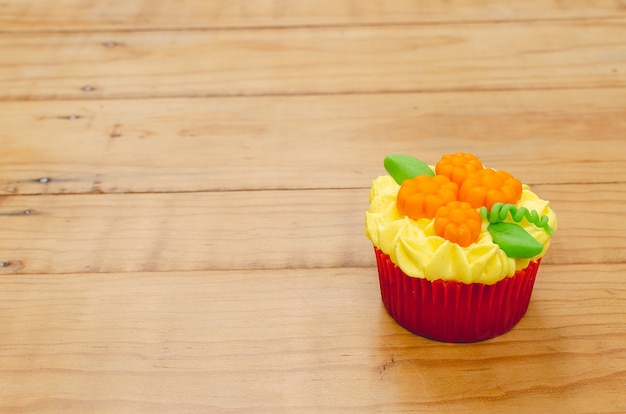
[374, 247, 540, 342]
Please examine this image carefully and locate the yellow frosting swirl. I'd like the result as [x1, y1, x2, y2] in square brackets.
[365, 174, 557, 284]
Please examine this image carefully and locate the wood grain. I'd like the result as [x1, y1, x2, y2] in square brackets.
[2, 20, 626, 100]
[0, 183, 620, 275]
[2, 0, 625, 32]
[0, 264, 624, 413]
[2, 1, 626, 413]
[1, 88, 624, 195]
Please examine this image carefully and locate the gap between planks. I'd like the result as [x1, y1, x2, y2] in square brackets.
[5, 84, 626, 103]
[3, 13, 625, 35]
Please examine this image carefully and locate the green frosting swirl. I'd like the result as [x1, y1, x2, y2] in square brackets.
[480, 203, 555, 235]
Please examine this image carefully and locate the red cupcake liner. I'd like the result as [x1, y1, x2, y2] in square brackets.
[374, 247, 540, 342]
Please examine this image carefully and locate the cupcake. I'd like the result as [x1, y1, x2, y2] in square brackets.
[365, 153, 557, 342]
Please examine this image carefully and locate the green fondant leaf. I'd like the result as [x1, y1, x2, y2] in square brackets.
[488, 222, 544, 259]
[384, 154, 435, 184]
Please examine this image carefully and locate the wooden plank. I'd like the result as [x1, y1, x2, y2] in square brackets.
[2, 20, 626, 100]
[1, 89, 625, 195]
[2, 0, 625, 32]
[0, 263, 624, 413]
[0, 183, 620, 275]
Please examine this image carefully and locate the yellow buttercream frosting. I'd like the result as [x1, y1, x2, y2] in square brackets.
[365, 174, 557, 284]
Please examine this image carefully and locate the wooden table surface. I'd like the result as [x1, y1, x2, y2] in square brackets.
[1, 1, 625, 412]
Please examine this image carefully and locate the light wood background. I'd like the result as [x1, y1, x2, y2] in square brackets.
[1, 1, 625, 413]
